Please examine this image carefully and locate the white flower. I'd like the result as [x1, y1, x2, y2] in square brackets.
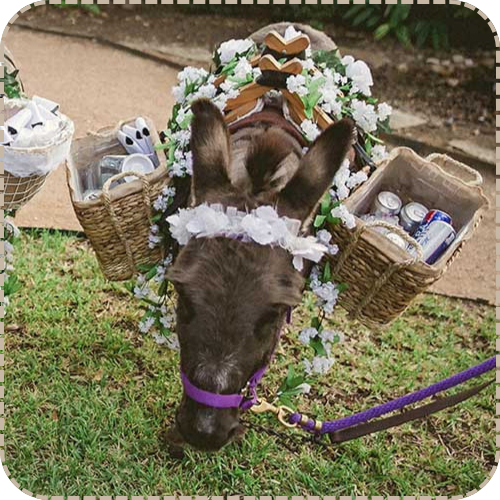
[310, 280, 340, 314]
[233, 58, 253, 81]
[173, 66, 209, 103]
[188, 82, 217, 103]
[241, 214, 274, 245]
[154, 195, 168, 211]
[284, 25, 303, 41]
[351, 99, 378, 133]
[346, 171, 368, 190]
[162, 186, 176, 199]
[319, 329, 344, 344]
[172, 129, 191, 148]
[286, 74, 308, 97]
[332, 159, 351, 200]
[218, 38, 254, 65]
[316, 229, 339, 256]
[300, 119, 321, 142]
[154, 186, 176, 211]
[304, 356, 335, 375]
[331, 204, 356, 230]
[148, 233, 162, 249]
[343, 57, 373, 96]
[160, 313, 175, 329]
[139, 316, 155, 334]
[299, 327, 319, 345]
[153, 266, 166, 283]
[377, 102, 393, 122]
[166, 208, 195, 245]
[175, 107, 192, 128]
[290, 235, 327, 272]
[371, 144, 389, 163]
[302, 58, 315, 71]
[134, 284, 150, 300]
[152, 332, 180, 350]
[186, 204, 230, 238]
[297, 383, 312, 394]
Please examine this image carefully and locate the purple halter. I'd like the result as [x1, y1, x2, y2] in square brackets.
[180, 308, 292, 410]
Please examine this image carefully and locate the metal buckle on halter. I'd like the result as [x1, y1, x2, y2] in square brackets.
[250, 399, 297, 428]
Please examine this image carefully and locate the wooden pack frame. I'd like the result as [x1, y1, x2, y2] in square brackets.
[215, 30, 337, 132]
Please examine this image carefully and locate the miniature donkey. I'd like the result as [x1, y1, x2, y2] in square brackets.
[166, 24, 354, 452]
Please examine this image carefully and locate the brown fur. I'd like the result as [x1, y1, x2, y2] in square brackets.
[167, 98, 353, 451]
[245, 128, 301, 196]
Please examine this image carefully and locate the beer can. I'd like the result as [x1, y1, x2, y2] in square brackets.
[414, 209, 452, 239]
[413, 220, 456, 265]
[399, 202, 428, 234]
[371, 191, 403, 217]
[386, 232, 407, 250]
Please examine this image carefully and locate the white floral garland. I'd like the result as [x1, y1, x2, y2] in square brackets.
[167, 204, 327, 272]
[134, 28, 393, 396]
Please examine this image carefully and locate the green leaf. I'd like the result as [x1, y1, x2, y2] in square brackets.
[314, 215, 327, 228]
[310, 337, 327, 357]
[145, 265, 160, 281]
[352, 8, 376, 28]
[343, 5, 366, 21]
[415, 21, 432, 48]
[323, 262, 332, 283]
[277, 395, 295, 409]
[374, 23, 391, 40]
[158, 280, 170, 297]
[311, 316, 321, 330]
[395, 25, 412, 47]
[320, 193, 332, 215]
[137, 263, 156, 273]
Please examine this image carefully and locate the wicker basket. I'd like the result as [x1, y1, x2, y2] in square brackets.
[2, 98, 75, 211]
[328, 147, 488, 328]
[66, 117, 171, 281]
[1, 171, 50, 211]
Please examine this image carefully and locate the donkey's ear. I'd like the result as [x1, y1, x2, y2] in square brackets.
[277, 118, 355, 221]
[190, 98, 232, 203]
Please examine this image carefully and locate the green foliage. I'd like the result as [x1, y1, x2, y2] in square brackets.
[343, 4, 474, 50]
[1, 68, 22, 98]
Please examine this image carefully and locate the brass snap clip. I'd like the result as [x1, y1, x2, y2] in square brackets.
[250, 399, 298, 429]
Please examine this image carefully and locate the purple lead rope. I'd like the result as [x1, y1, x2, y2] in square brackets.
[289, 356, 496, 434]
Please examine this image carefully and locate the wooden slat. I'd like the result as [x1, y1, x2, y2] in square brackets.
[258, 54, 303, 75]
[225, 99, 260, 124]
[264, 30, 311, 56]
[224, 83, 272, 111]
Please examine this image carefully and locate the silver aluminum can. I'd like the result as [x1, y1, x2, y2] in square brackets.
[386, 232, 407, 250]
[371, 191, 403, 217]
[400, 202, 428, 234]
[414, 220, 456, 264]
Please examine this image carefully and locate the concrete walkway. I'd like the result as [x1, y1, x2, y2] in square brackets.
[5, 26, 495, 305]
[6, 27, 178, 231]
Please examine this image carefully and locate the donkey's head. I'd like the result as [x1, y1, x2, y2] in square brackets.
[168, 99, 353, 451]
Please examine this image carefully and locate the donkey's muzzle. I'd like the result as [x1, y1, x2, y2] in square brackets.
[177, 405, 240, 451]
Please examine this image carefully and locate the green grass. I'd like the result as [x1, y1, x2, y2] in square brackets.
[3, 229, 496, 496]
